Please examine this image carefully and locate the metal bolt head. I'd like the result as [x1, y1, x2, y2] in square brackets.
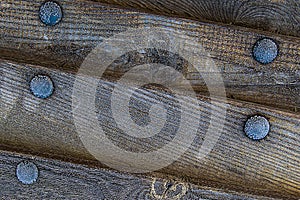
[16, 161, 39, 184]
[252, 38, 278, 64]
[30, 75, 54, 99]
[39, 1, 62, 26]
[244, 115, 270, 140]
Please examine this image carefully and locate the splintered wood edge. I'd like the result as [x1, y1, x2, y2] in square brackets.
[0, 60, 299, 199]
[0, 0, 299, 113]
[0, 150, 277, 200]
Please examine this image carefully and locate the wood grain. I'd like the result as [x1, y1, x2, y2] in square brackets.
[96, 0, 300, 37]
[0, 60, 299, 199]
[0, 0, 299, 113]
[0, 150, 277, 200]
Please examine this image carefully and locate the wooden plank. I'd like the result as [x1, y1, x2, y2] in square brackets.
[0, 60, 299, 199]
[0, 0, 299, 113]
[96, 0, 300, 37]
[0, 150, 277, 200]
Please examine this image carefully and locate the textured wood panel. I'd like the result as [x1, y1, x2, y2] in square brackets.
[0, 0, 299, 113]
[96, 0, 300, 37]
[0, 60, 299, 199]
[0, 150, 277, 200]
[0, 0, 299, 199]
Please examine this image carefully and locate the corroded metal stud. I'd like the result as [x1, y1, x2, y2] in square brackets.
[39, 1, 62, 26]
[30, 75, 54, 99]
[252, 38, 278, 64]
[16, 161, 39, 184]
[244, 115, 270, 140]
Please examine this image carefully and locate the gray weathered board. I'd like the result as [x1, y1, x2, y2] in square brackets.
[0, 150, 277, 200]
[0, 60, 299, 199]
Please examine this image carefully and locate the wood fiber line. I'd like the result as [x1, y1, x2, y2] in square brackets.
[0, 60, 299, 199]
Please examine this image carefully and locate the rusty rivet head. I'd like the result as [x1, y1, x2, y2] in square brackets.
[252, 38, 278, 64]
[244, 115, 270, 140]
[39, 1, 62, 26]
[30, 75, 54, 99]
[16, 161, 39, 184]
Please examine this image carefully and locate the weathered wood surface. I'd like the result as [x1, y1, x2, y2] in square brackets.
[0, 150, 276, 200]
[97, 0, 300, 37]
[0, 60, 299, 199]
[0, 0, 299, 113]
[0, 0, 299, 199]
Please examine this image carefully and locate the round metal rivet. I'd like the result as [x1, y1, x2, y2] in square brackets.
[16, 161, 39, 185]
[244, 115, 270, 140]
[252, 38, 278, 64]
[30, 75, 54, 99]
[39, 1, 62, 26]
